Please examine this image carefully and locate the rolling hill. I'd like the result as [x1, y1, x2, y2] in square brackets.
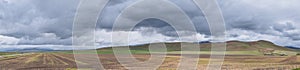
[98, 40, 294, 52]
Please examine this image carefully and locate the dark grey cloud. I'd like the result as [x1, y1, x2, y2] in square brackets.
[0, 0, 79, 45]
[1, 0, 300, 48]
[98, 0, 210, 36]
[219, 0, 300, 46]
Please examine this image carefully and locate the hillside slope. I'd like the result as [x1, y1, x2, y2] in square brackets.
[98, 40, 293, 51]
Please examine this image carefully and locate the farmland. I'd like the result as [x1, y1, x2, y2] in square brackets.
[0, 53, 77, 70]
[0, 52, 300, 70]
[1, 40, 300, 70]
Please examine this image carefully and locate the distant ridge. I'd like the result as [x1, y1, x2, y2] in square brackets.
[197, 41, 211, 44]
[98, 40, 294, 51]
[285, 46, 300, 49]
[2, 47, 54, 52]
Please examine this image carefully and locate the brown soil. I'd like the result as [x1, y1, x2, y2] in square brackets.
[1, 53, 300, 70]
[0, 53, 77, 70]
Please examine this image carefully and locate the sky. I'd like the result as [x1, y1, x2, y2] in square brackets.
[0, 0, 300, 50]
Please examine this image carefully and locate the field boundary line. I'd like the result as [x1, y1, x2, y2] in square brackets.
[52, 54, 87, 65]
[49, 54, 69, 65]
[25, 53, 42, 64]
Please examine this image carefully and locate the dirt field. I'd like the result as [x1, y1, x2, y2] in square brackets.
[0, 53, 77, 70]
[1, 53, 300, 70]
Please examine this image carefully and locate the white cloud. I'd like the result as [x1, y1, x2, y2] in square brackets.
[227, 29, 298, 47]
[95, 28, 209, 47]
[0, 35, 20, 45]
[95, 29, 173, 47]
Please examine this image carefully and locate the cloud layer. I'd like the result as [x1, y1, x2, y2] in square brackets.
[1, 0, 300, 49]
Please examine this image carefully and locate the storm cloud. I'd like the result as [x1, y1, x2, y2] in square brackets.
[0, 0, 300, 49]
[0, 0, 79, 46]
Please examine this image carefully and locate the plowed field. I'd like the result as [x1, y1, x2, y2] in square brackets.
[1, 53, 300, 70]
